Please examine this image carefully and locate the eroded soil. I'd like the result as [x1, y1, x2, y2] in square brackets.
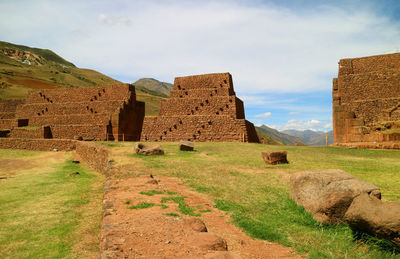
[100, 174, 301, 259]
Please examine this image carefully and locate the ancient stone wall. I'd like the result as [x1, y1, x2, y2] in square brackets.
[0, 138, 76, 151]
[75, 142, 110, 174]
[0, 84, 145, 141]
[141, 73, 259, 143]
[333, 52, 400, 148]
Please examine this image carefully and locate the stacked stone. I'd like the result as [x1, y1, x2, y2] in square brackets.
[333, 53, 400, 148]
[141, 73, 259, 143]
[0, 84, 144, 141]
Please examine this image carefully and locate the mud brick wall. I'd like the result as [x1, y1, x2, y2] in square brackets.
[141, 115, 255, 142]
[51, 125, 107, 140]
[0, 113, 15, 119]
[169, 87, 233, 99]
[174, 73, 233, 90]
[141, 73, 258, 143]
[159, 97, 241, 117]
[338, 70, 400, 103]
[339, 53, 400, 76]
[10, 126, 51, 139]
[75, 142, 109, 173]
[333, 52, 400, 147]
[0, 138, 76, 151]
[0, 119, 13, 129]
[0, 100, 25, 112]
[16, 101, 123, 118]
[28, 114, 111, 127]
[25, 84, 134, 104]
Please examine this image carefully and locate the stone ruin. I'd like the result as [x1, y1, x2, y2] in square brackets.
[140, 73, 259, 143]
[0, 84, 144, 142]
[333, 52, 400, 149]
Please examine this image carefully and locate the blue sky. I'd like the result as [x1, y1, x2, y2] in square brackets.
[1, 0, 400, 131]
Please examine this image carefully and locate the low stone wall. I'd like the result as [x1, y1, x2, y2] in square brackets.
[50, 125, 107, 140]
[75, 142, 109, 173]
[0, 138, 76, 151]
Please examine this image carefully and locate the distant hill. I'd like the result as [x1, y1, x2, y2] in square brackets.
[0, 41, 166, 116]
[255, 125, 305, 145]
[133, 78, 173, 98]
[282, 129, 333, 146]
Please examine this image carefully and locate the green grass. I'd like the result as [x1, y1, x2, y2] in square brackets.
[128, 202, 157, 209]
[161, 196, 200, 217]
[0, 155, 103, 258]
[140, 190, 180, 196]
[125, 142, 400, 258]
[165, 212, 180, 217]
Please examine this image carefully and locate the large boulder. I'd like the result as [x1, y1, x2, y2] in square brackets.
[290, 169, 380, 224]
[134, 143, 164, 156]
[344, 193, 400, 247]
[179, 140, 194, 151]
[261, 151, 288, 165]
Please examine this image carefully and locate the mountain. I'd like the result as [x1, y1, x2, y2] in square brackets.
[133, 78, 173, 98]
[0, 41, 166, 116]
[282, 129, 333, 146]
[255, 125, 305, 145]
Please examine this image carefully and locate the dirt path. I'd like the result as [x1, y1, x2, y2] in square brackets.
[100, 174, 302, 258]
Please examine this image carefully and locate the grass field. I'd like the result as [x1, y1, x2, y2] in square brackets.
[0, 149, 104, 258]
[1, 142, 400, 258]
[108, 142, 400, 258]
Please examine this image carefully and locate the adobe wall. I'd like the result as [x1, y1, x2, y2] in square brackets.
[75, 142, 110, 174]
[10, 126, 52, 139]
[333, 52, 400, 148]
[16, 101, 124, 118]
[338, 53, 400, 76]
[0, 138, 76, 151]
[27, 114, 111, 127]
[141, 73, 259, 143]
[141, 116, 255, 142]
[158, 97, 242, 118]
[0, 100, 25, 112]
[0, 119, 13, 129]
[25, 84, 134, 104]
[174, 73, 234, 90]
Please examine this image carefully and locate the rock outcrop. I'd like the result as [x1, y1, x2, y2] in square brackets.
[290, 169, 380, 224]
[344, 193, 400, 247]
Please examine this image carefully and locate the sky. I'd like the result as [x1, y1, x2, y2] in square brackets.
[1, 0, 400, 132]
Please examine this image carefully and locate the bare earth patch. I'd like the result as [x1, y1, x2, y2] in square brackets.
[101, 175, 301, 258]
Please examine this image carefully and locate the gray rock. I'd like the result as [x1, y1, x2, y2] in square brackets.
[134, 143, 164, 156]
[261, 151, 288, 165]
[290, 169, 380, 224]
[180, 140, 194, 151]
[345, 193, 400, 247]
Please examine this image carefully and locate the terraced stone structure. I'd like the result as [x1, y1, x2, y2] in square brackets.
[0, 84, 144, 142]
[141, 73, 259, 142]
[333, 53, 400, 149]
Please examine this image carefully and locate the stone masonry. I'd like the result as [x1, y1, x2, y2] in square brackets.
[141, 73, 259, 143]
[333, 52, 400, 149]
[0, 84, 145, 142]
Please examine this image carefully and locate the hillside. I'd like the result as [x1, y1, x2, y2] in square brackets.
[282, 129, 333, 146]
[133, 78, 173, 98]
[255, 125, 305, 145]
[0, 41, 165, 116]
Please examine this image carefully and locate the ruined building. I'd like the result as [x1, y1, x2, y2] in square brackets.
[141, 73, 259, 143]
[333, 52, 400, 149]
[0, 84, 144, 141]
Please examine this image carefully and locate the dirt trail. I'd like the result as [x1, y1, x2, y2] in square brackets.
[100, 174, 302, 258]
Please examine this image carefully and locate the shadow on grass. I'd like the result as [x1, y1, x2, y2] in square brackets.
[352, 229, 400, 255]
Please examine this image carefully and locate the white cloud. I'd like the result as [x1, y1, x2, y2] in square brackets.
[1, 0, 399, 95]
[98, 13, 131, 26]
[255, 112, 272, 118]
[289, 111, 300, 115]
[275, 119, 332, 132]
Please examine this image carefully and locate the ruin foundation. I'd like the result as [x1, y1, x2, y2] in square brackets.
[141, 73, 259, 143]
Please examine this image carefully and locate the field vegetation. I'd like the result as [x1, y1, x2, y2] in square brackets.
[109, 142, 400, 258]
